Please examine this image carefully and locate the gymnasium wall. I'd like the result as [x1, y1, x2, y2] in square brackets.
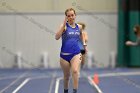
[118, 0, 140, 67]
[0, 0, 117, 12]
[0, 0, 118, 68]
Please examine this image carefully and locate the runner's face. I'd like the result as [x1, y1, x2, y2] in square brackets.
[66, 10, 76, 24]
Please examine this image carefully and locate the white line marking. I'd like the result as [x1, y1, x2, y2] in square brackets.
[0, 75, 51, 80]
[48, 72, 56, 93]
[0, 72, 29, 93]
[55, 77, 63, 93]
[12, 78, 30, 93]
[30, 76, 51, 80]
[88, 76, 103, 93]
[0, 76, 18, 80]
[82, 71, 103, 93]
[93, 71, 140, 77]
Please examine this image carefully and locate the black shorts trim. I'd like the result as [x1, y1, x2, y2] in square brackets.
[80, 50, 85, 55]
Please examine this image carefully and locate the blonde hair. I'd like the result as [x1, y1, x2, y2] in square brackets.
[65, 8, 76, 16]
[77, 22, 86, 30]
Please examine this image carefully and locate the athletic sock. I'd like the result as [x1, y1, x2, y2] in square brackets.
[73, 89, 77, 93]
[64, 89, 68, 93]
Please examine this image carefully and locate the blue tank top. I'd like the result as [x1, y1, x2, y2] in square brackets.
[61, 22, 81, 54]
[78, 38, 84, 50]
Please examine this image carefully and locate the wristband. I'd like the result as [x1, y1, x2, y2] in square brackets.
[83, 44, 87, 46]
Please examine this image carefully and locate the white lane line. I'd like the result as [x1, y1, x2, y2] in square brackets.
[90, 71, 140, 77]
[48, 72, 56, 93]
[30, 76, 51, 80]
[12, 78, 30, 93]
[0, 72, 29, 93]
[82, 71, 103, 93]
[0, 76, 18, 80]
[55, 77, 63, 93]
[88, 76, 103, 93]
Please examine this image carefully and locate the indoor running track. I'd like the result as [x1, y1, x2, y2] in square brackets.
[0, 68, 140, 93]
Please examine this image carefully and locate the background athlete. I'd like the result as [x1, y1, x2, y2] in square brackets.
[126, 25, 140, 46]
[77, 22, 88, 68]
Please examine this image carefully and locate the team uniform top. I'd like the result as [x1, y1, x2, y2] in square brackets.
[61, 22, 81, 54]
[78, 37, 84, 50]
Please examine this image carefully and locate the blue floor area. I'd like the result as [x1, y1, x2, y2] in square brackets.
[0, 68, 140, 93]
[99, 75, 140, 93]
